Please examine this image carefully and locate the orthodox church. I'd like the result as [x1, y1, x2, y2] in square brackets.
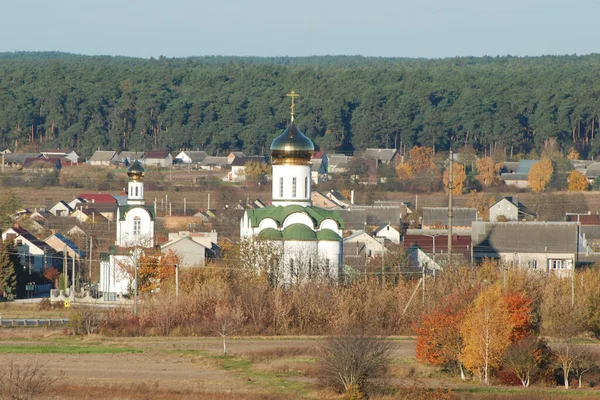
[240, 91, 344, 284]
[100, 160, 155, 295]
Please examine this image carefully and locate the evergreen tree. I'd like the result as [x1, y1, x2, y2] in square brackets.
[0, 241, 17, 299]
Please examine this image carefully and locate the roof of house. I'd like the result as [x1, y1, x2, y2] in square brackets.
[230, 155, 267, 166]
[472, 221, 578, 254]
[516, 160, 539, 174]
[74, 208, 109, 221]
[118, 151, 145, 161]
[362, 148, 397, 162]
[4, 153, 42, 164]
[402, 232, 471, 255]
[89, 150, 118, 162]
[45, 232, 85, 257]
[180, 151, 207, 163]
[372, 224, 398, 235]
[585, 162, 600, 178]
[41, 148, 69, 155]
[22, 157, 61, 169]
[76, 193, 117, 204]
[328, 154, 351, 167]
[245, 205, 344, 229]
[5, 226, 54, 253]
[201, 156, 229, 166]
[51, 201, 72, 211]
[229, 151, 245, 158]
[422, 207, 477, 228]
[502, 162, 520, 173]
[145, 150, 171, 159]
[493, 197, 536, 217]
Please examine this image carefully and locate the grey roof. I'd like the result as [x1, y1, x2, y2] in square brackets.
[585, 162, 600, 178]
[201, 156, 228, 166]
[328, 154, 351, 167]
[472, 221, 578, 255]
[4, 153, 42, 164]
[423, 207, 477, 228]
[118, 151, 145, 161]
[362, 148, 397, 162]
[230, 155, 266, 166]
[340, 206, 404, 230]
[89, 150, 118, 162]
[516, 160, 539, 174]
[181, 151, 207, 163]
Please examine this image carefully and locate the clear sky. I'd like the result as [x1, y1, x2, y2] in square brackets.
[1, 0, 597, 59]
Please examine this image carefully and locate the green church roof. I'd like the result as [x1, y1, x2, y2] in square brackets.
[246, 205, 344, 229]
[282, 224, 318, 241]
[257, 228, 283, 240]
[316, 230, 343, 242]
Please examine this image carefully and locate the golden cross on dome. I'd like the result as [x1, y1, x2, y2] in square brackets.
[286, 89, 300, 121]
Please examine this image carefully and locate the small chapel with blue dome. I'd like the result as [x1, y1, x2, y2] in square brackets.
[240, 91, 344, 283]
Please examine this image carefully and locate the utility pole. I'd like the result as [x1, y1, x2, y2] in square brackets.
[63, 247, 67, 294]
[134, 256, 138, 316]
[2, 152, 4, 173]
[175, 264, 179, 298]
[448, 149, 453, 267]
[72, 252, 75, 299]
[208, 193, 211, 210]
[88, 236, 93, 280]
[183, 198, 187, 215]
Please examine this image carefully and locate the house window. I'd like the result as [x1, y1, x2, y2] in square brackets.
[279, 177, 283, 197]
[526, 259, 538, 270]
[292, 177, 297, 198]
[549, 259, 563, 270]
[133, 216, 141, 236]
[304, 176, 308, 198]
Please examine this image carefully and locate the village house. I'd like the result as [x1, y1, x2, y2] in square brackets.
[44, 232, 85, 261]
[472, 221, 579, 276]
[372, 223, 401, 244]
[49, 201, 73, 217]
[144, 151, 173, 168]
[311, 151, 328, 184]
[41, 148, 79, 163]
[88, 150, 119, 166]
[489, 196, 536, 222]
[118, 151, 145, 166]
[228, 155, 267, 182]
[361, 148, 399, 166]
[174, 150, 207, 165]
[161, 231, 220, 267]
[3, 153, 42, 168]
[2, 225, 58, 272]
[501, 160, 539, 188]
[200, 156, 228, 170]
[22, 157, 61, 173]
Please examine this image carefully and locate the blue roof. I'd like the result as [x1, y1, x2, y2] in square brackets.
[516, 160, 539, 174]
[53, 233, 85, 257]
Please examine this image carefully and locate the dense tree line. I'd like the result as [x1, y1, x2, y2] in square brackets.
[2, 52, 600, 158]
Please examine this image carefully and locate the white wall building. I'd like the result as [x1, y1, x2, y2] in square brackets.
[240, 92, 344, 284]
[100, 160, 155, 296]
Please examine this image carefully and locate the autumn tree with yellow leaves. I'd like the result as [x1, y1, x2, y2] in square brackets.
[475, 157, 502, 187]
[407, 146, 435, 172]
[528, 158, 553, 193]
[568, 170, 589, 191]
[443, 162, 466, 195]
[460, 285, 513, 385]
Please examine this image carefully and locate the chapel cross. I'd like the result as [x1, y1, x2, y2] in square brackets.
[286, 90, 300, 121]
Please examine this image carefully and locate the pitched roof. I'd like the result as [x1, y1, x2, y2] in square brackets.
[230, 155, 266, 166]
[118, 151, 145, 161]
[201, 156, 228, 166]
[565, 213, 600, 225]
[4, 153, 42, 164]
[423, 207, 477, 228]
[5, 226, 54, 253]
[22, 157, 61, 169]
[328, 154, 351, 167]
[89, 150, 118, 162]
[45, 233, 85, 257]
[180, 151, 207, 163]
[372, 224, 398, 235]
[516, 160, 539, 174]
[145, 150, 171, 159]
[76, 193, 117, 204]
[362, 148, 397, 162]
[472, 221, 578, 255]
[245, 205, 344, 229]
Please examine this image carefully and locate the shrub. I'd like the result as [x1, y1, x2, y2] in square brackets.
[0, 361, 60, 400]
[318, 328, 391, 397]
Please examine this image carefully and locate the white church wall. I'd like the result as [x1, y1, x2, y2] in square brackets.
[272, 164, 312, 206]
[100, 254, 134, 296]
[116, 207, 154, 248]
[319, 219, 341, 234]
[283, 240, 319, 284]
[317, 240, 343, 279]
[282, 213, 314, 229]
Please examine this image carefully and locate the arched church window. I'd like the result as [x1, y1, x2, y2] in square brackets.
[279, 177, 283, 197]
[133, 216, 141, 236]
[305, 176, 308, 198]
[135, 187, 138, 197]
[292, 177, 297, 198]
